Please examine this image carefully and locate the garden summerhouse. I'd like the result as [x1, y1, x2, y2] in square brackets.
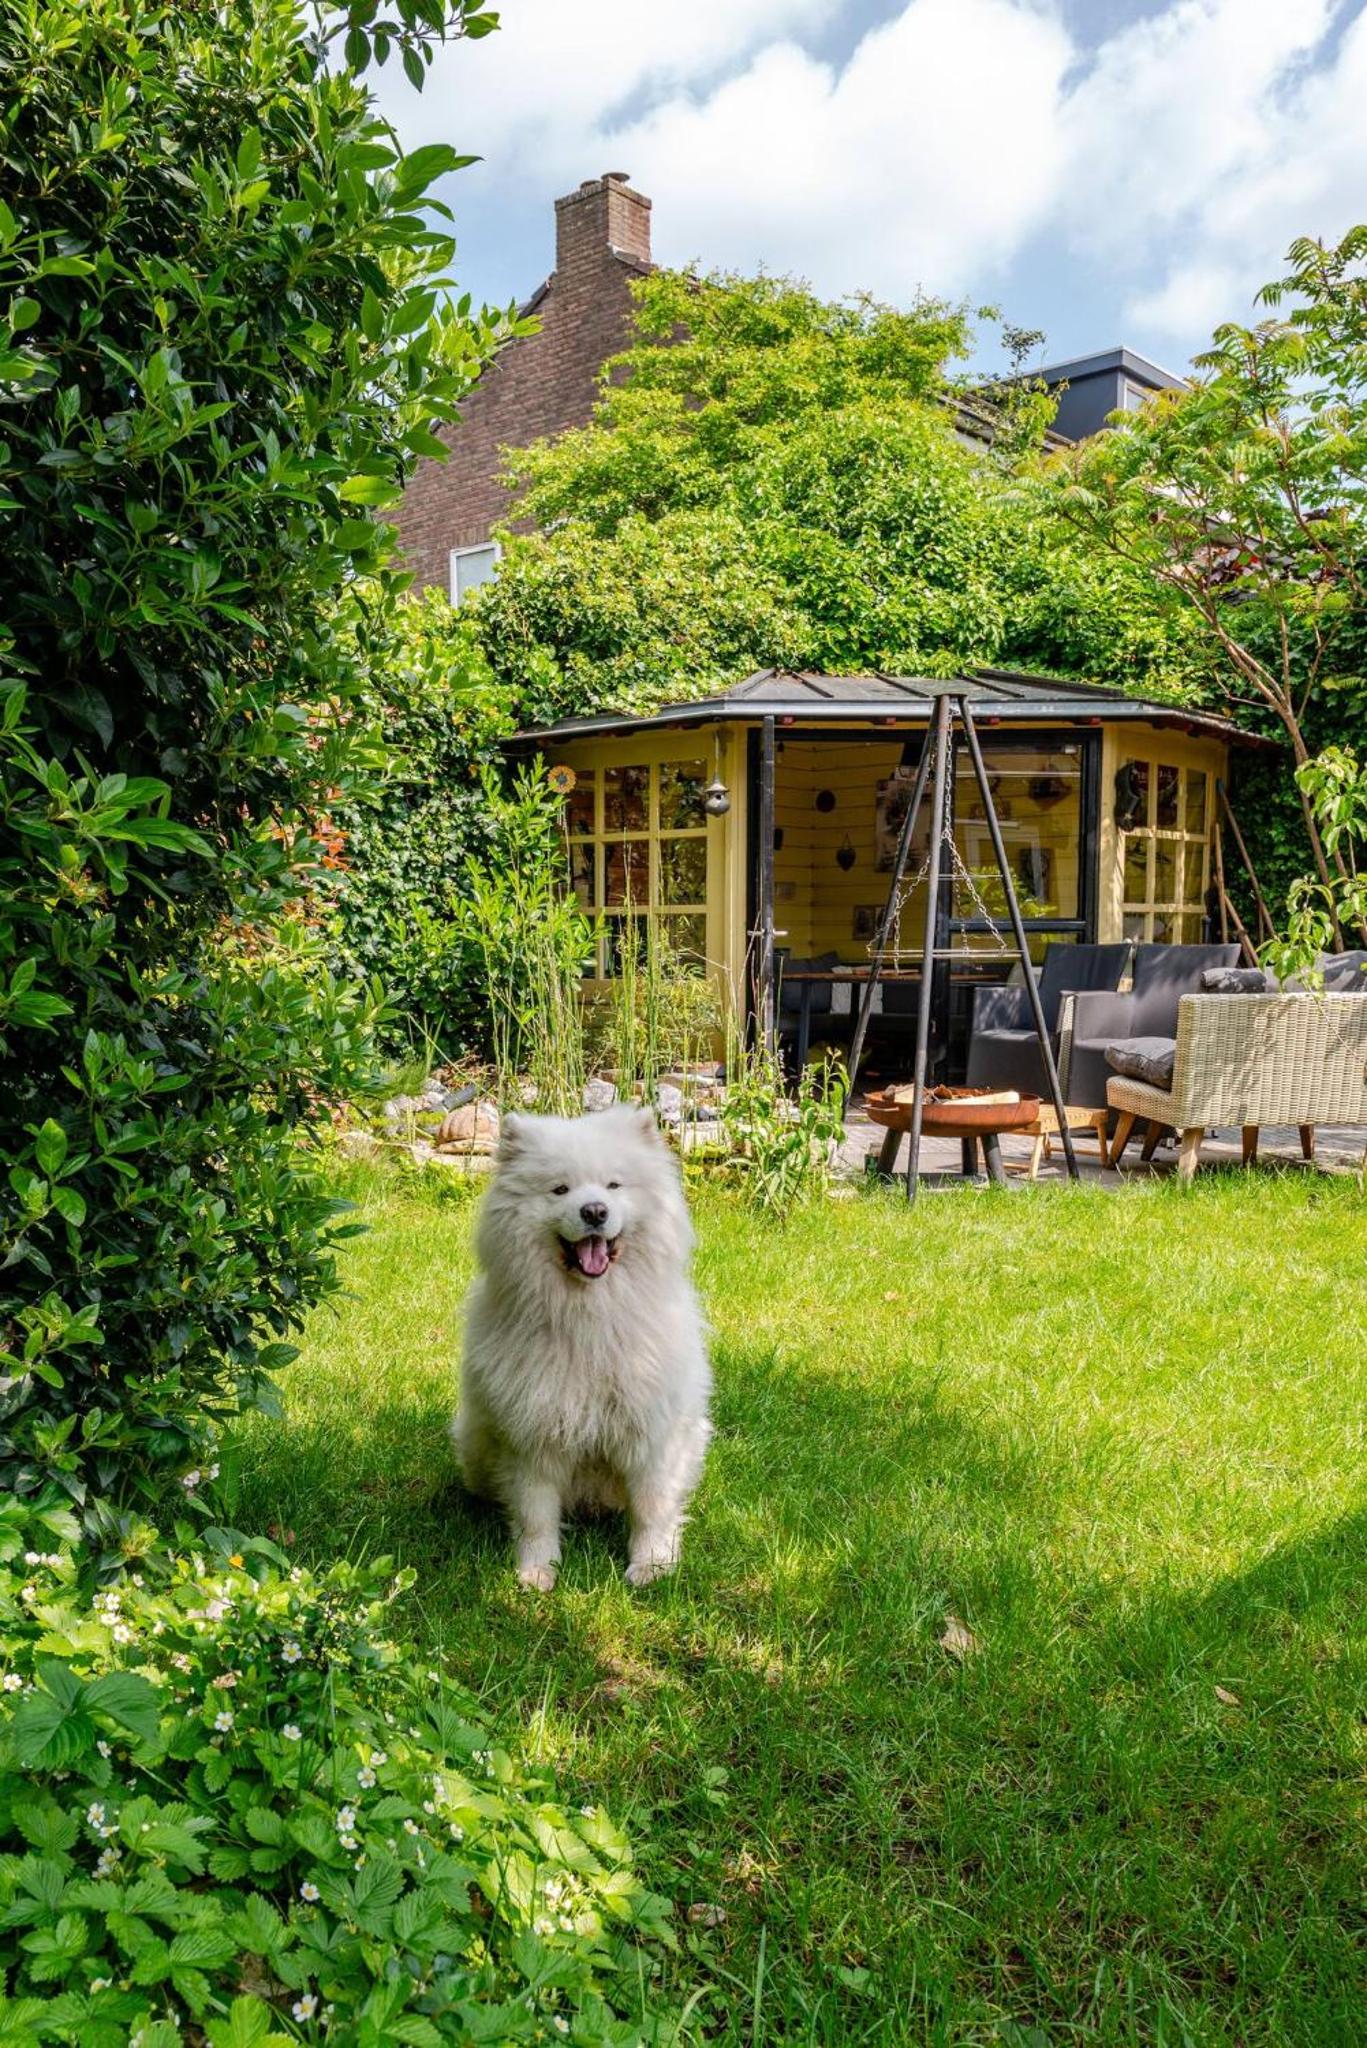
[513, 670, 1267, 1076]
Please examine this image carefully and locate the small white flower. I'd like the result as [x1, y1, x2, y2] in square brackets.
[534, 1915, 554, 1936]
[181, 1470, 201, 1492]
[281, 1639, 303, 1665]
[335, 1805, 356, 1832]
[283, 1723, 302, 1742]
[90, 1976, 112, 1992]
[579, 1805, 595, 1818]
[211, 1671, 238, 1689]
[112, 1622, 135, 1644]
[553, 2020, 570, 2036]
[339, 1832, 358, 1851]
[206, 1462, 220, 1481]
[402, 1817, 419, 1836]
[300, 1881, 321, 1902]
[292, 1993, 318, 2021]
[20, 1584, 37, 1604]
[95, 1847, 121, 1877]
[422, 1800, 435, 1815]
[448, 1822, 465, 1842]
[213, 1710, 234, 1732]
[170, 1652, 192, 1673]
[131, 1573, 144, 1586]
[370, 1749, 387, 1766]
[205, 1599, 229, 1621]
[23, 1550, 40, 1566]
[86, 1802, 106, 1828]
[1, 1673, 23, 1692]
[357, 1766, 376, 1789]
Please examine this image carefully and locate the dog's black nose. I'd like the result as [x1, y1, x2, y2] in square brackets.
[579, 1200, 609, 1229]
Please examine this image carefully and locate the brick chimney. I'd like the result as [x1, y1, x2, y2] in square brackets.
[554, 171, 652, 279]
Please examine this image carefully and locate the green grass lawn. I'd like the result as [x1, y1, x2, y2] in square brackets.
[234, 1166, 1367, 2045]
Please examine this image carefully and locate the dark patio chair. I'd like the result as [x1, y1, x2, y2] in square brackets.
[1062, 942, 1241, 1109]
[965, 941, 1132, 1098]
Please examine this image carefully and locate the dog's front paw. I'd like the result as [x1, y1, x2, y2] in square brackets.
[517, 1561, 558, 1592]
[625, 1554, 676, 1588]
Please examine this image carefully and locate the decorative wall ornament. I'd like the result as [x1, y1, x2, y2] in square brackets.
[815, 788, 836, 813]
[836, 834, 857, 872]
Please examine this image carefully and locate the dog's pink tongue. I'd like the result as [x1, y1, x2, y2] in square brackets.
[577, 1235, 610, 1277]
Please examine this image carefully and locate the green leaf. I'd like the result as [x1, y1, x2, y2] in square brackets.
[34, 1119, 67, 1175]
[205, 1997, 292, 2048]
[85, 1670, 161, 1742]
[338, 473, 400, 507]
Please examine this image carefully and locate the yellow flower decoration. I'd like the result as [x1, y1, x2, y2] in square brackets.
[546, 764, 577, 796]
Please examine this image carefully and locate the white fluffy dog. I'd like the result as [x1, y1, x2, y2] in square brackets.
[453, 1104, 712, 1590]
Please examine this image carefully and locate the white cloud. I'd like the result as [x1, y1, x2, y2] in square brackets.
[606, 0, 1072, 297]
[378, 0, 1367, 354]
[370, 0, 840, 175]
[1118, 1, 1367, 339]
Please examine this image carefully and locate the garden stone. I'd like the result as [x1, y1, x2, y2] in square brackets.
[384, 1094, 423, 1121]
[336, 1130, 383, 1161]
[583, 1078, 618, 1113]
[655, 1084, 684, 1125]
[436, 1101, 500, 1151]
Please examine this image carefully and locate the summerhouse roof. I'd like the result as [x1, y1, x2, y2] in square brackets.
[512, 668, 1271, 747]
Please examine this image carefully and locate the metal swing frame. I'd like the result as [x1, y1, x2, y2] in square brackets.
[843, 691, 1080, 1200]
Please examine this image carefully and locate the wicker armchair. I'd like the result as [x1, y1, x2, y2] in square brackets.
[1107, 993, 1367, 1178]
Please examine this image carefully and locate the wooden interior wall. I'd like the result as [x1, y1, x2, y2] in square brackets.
[773, 739, 906, 962]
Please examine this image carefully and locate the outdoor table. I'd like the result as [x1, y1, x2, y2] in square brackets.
[781, 964, 1003, 1073]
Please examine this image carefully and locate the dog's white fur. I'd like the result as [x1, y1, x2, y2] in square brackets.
[453, 1104, 712, 1590]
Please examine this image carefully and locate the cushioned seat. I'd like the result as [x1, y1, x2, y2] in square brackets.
[1064, 943, 1241, 1108]
[966, 942, 1131, 1097]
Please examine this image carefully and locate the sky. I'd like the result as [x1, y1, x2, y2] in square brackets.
[372, 0, 1367, 376]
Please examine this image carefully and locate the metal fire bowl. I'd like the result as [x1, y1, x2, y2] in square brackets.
[865, 1089, 1041, 1137]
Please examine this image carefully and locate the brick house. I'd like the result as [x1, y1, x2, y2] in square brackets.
[395, 173, 1184, 601]
[394, 171, 653, 599]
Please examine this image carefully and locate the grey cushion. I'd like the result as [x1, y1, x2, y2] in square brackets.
[1200, 966, 1269, 993]
[1319, 949, 1367, 994]
[1105, 1036, 1176, 1088]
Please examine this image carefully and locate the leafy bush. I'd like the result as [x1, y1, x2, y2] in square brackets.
[0, 0, 503, 1527]
[450, 770, 597, 1114]
[718, 1044, 847, 1216]
[0, 1498, 678, 2045]
[325, 593, 520, 1058]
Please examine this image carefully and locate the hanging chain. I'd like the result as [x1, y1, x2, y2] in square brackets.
[868, 826, 1009, 962]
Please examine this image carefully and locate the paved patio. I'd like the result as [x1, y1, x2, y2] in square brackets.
[838, 1102, 1366, 1186]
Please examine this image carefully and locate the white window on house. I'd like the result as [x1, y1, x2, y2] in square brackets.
[449, 541, 500, 604]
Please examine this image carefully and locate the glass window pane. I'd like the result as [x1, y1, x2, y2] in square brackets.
[569, 843, 596, 909]
[660, 835, 707, 906]
[564, 773, 595, 837]
[659, 759, 707, 831]
[1183, 842, 1206, 906]
[1153, 840, 1178, 904]
[602, 914, 647, 978]
[603, 838, 648, 907]
[954, 744, 1081, 921]
[1184, 771, 1207, 836]
[1156, 764, 1179, 829]
[1115, 759, 1149, 831]
[604, 764, 648, 832]
[1178, 911, 1205, 942]
[663, 913, 707, 965]
[1124, 834, 1150, 903]
[1151, 910, 1174, 943]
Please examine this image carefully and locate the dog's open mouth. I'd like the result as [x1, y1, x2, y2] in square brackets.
[561, 1233, 621, 1280]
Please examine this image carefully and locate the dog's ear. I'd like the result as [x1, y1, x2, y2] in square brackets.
[631, 1105, 663, 1143]
[498, 1112, 526, 1157]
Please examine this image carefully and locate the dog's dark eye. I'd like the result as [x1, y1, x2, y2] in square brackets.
[607, 1181, 621, 1190]
[551, 1183, 569, 1196]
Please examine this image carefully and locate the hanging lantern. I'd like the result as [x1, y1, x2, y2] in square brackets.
[702, 776, 731, 817]
[836, 834, 857, 873]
